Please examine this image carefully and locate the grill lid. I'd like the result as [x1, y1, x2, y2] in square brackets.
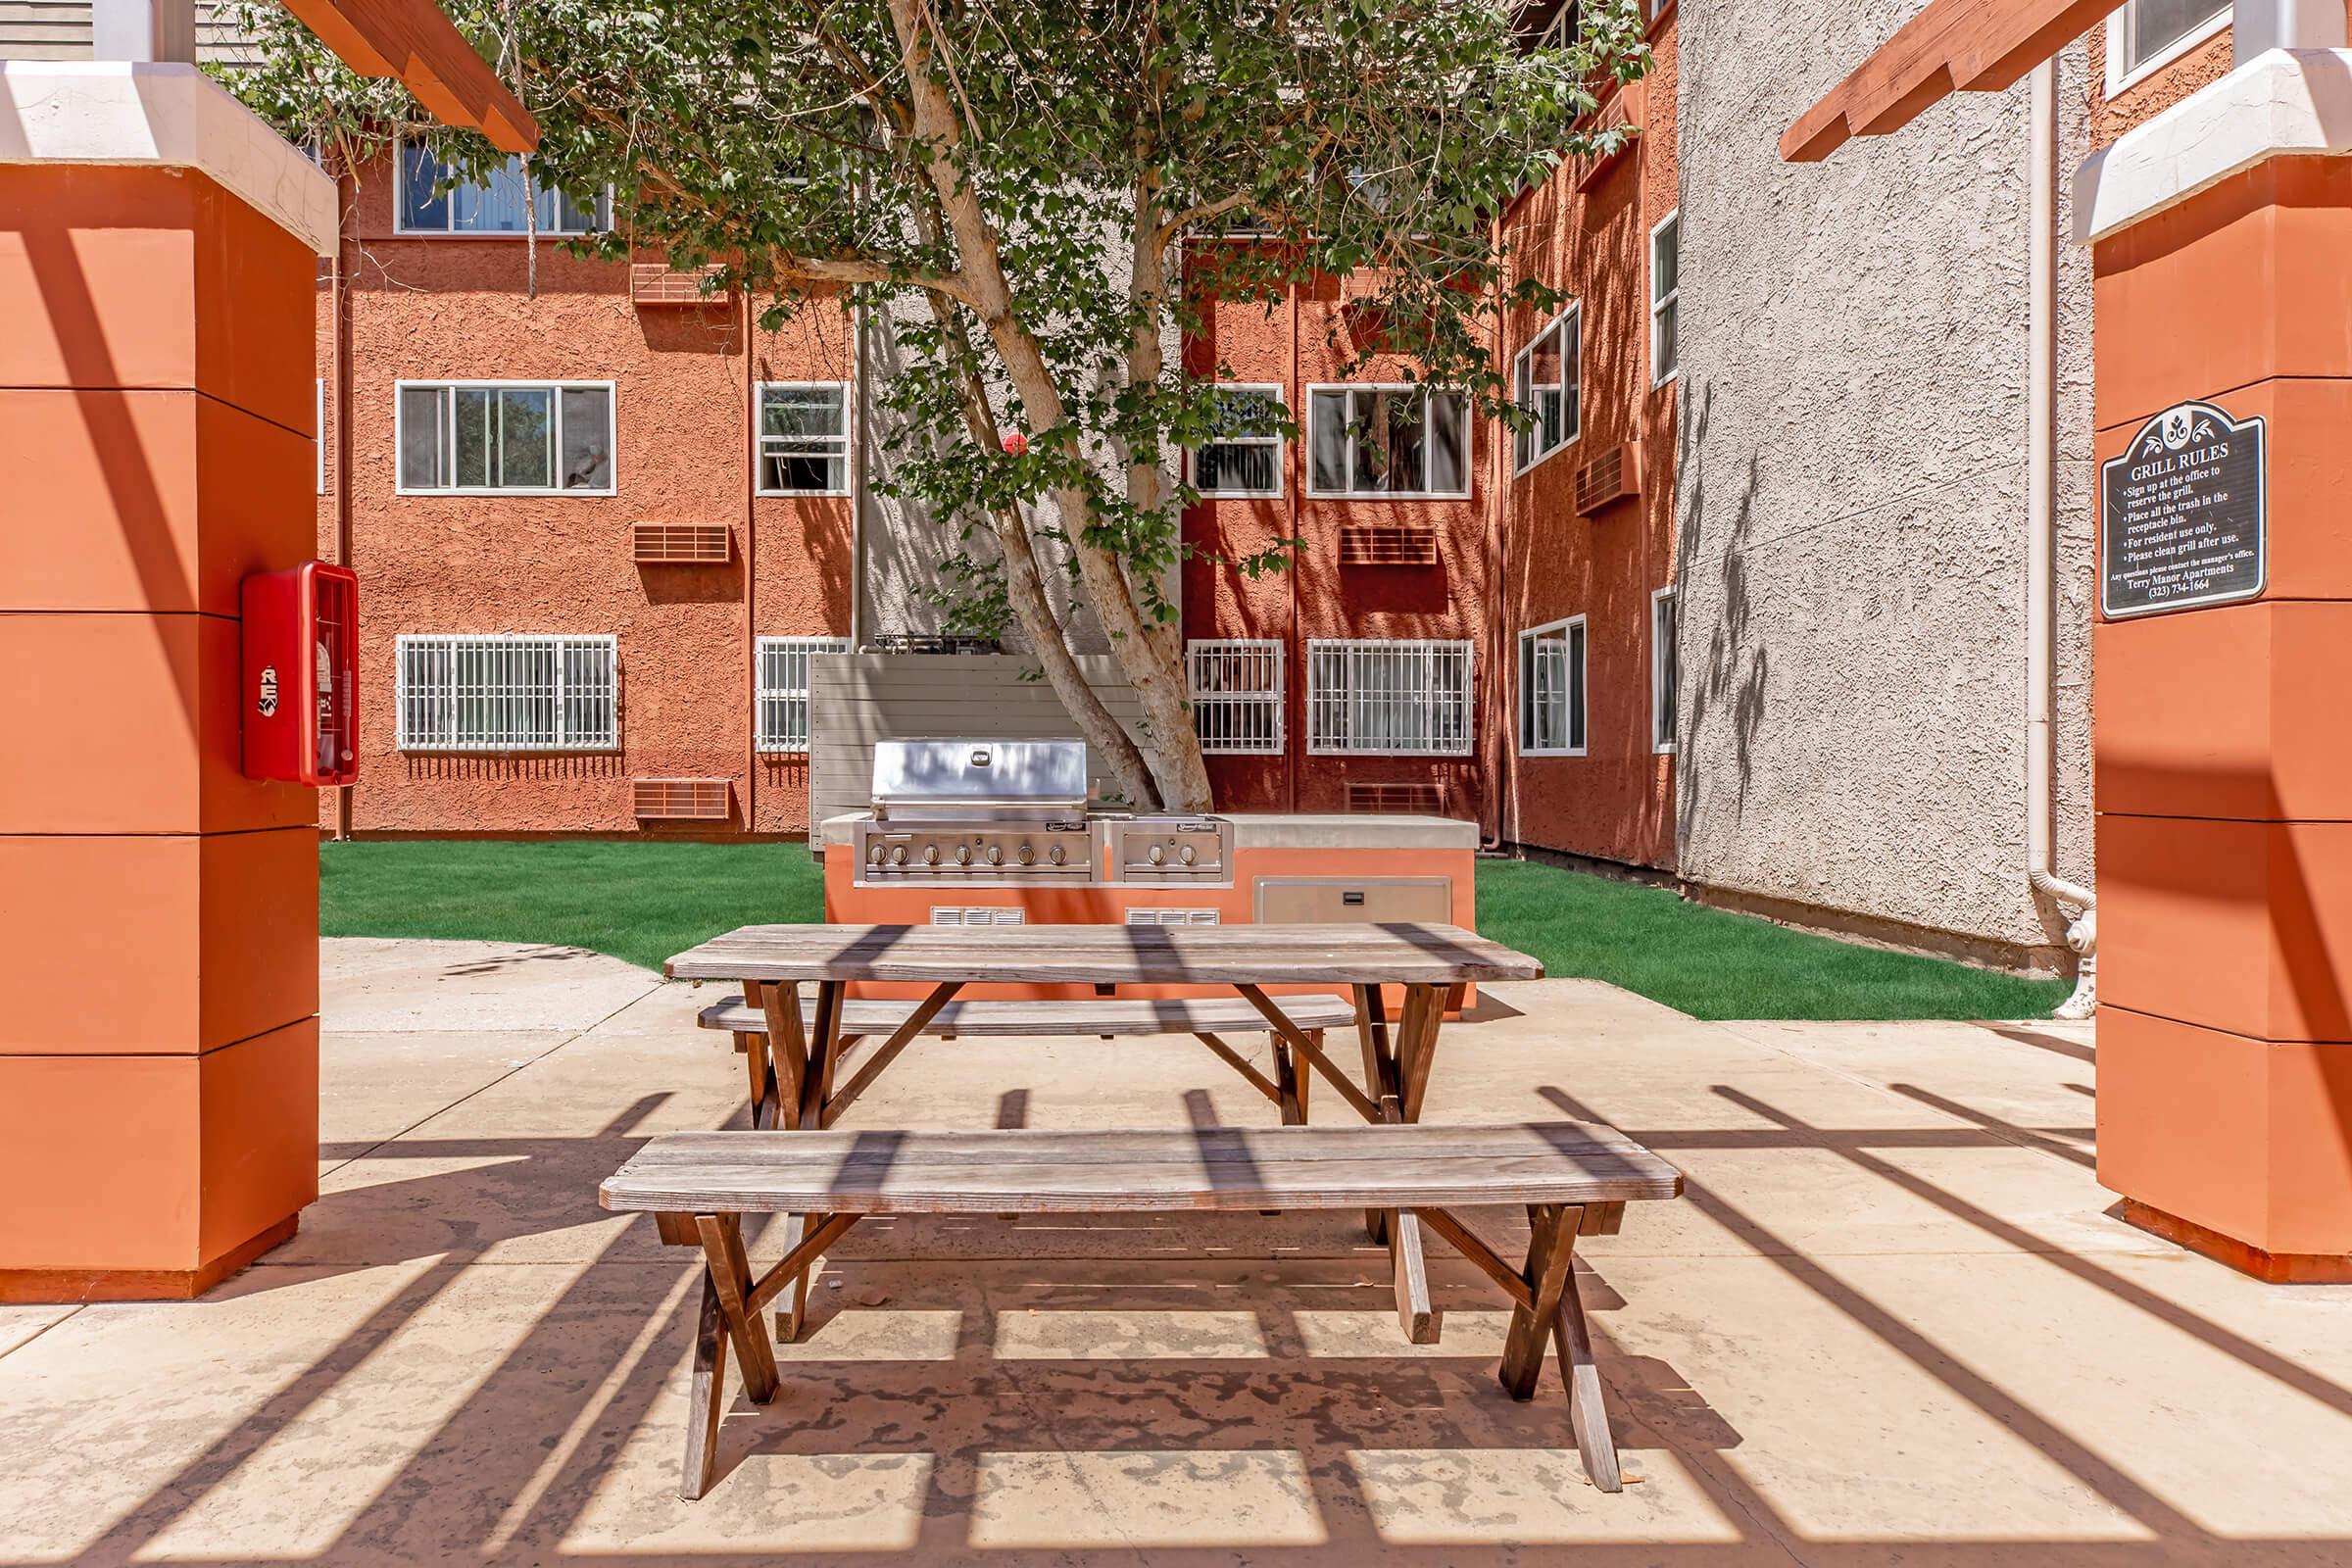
[870, 739, 1090, 817]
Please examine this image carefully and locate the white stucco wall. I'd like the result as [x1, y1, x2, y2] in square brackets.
[1673, 1, 2095, 963]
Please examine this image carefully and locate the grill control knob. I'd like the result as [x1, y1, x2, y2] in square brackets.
[868, 843, 887, 866]
[985, 845, 1004, 866]
[890, 845, 908, 865]
[1016, 843, 1036, 866]
[956, 845, 972, 865]
[1048, 843, 1067, 865]
[1148, 844, 1166, 865]
[922, 845, 940, 865]
[1179, 844, 1198, 865]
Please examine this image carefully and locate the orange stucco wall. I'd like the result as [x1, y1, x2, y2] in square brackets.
[2090, 152, 2352, 1274]
[0, 164, 320, 1298]
[1494, 9, 1679, 868]
[317, 153, 856, 837]
[1179, 265, 1494, 827]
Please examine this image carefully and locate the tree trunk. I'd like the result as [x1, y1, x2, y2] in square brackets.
[919, 285, 1164, 809]
[887, 0, 1215, 813]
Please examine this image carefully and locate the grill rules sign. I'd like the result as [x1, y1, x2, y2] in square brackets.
[2100, 399, 2265, 618]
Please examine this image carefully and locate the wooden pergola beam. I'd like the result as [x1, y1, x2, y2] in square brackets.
[1782, 0, 2112, 162]
[278, 0, 538, 152]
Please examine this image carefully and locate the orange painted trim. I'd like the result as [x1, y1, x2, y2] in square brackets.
[277, 0, 538, 153]
[0, 1214, 298, 1304]
[2118, 1200, 2352, 1285]
[1782, 0, 2112, 162]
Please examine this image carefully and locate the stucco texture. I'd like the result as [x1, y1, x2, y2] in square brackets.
[316, 154, 854, 838]
[1180, 262, 1492, 824]
[1494, 9, 1680, 869]
[1672, 2, 2095, 961]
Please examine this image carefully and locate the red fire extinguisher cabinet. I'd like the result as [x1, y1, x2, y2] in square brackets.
[241, 561, 359, 786]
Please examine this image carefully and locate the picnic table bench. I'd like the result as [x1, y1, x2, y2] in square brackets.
[603, 1120, 1685, 1500]
[697, 991, 1360, 1128]
[667, 921, 1548, 1345]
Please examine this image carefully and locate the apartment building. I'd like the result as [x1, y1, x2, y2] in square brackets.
[3, 0, 2243, 964]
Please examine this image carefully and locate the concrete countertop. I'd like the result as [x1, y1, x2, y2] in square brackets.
[819, 811, 1477, 851]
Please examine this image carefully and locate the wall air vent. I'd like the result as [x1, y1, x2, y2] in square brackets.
[633, 779, 733, 821]
[1337, 524, 1441, 566]
[633, 523, 732, 564]
[1576, 443, 1641, 515]
[630, 263, 728, 306]
[1345, 780, 1446, 815]
[931, 907, 1026, 926]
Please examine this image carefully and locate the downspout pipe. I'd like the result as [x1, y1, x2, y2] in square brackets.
[2025, 57, 2095, 1019]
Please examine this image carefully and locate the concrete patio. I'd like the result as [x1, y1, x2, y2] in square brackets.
[2, 939, 2348, 1565]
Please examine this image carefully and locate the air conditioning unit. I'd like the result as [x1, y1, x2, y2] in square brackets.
[629, 263, 728, 307]
[1337, 524, 1441, 566]
[632, 522, 732, 564]
[633, 779, 733, 821]
[1576, 94, 1637, 190]
[1576, 443, 1641, 515]
[1345, 780, 1446, 815]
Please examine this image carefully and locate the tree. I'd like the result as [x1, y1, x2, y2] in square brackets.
[223, 0, 1651, 810]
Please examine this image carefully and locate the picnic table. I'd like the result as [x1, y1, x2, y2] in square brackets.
[664, 920, 1545, 1342]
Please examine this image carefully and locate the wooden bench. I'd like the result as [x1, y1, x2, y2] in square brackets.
[696, 991, 1360, 1128]
[603, 1120, 1684, 1500]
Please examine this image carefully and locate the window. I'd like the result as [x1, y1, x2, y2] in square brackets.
[1190, 384, 1285, 498]
[1650, 212, 1680, 387]
[397, 381, 615, 495]
[1306, 386, 1471, 499]
[1651, 587, 1678, 754]
[395, 634, 617, 752]
[2106, 1, 2231, 94]
[1518, 616, 1587, 757]
[1513, 307, 1582, 473]
[1306, 639, 1473, 755]
[1187, 639, 1285, 754]
[756, 635, 852, 752]
[757, 383, 852, 496]
[396, 142, 609, 235]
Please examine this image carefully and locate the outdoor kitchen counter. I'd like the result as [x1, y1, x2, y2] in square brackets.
[817, 810, 1477, 851]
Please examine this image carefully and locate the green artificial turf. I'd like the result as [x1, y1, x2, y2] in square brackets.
[320, 840, 2066, 1019]
[319, 839, 823, 975]
[1475, 858, 2067, 1021]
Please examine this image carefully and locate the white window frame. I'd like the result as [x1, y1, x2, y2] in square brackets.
[1518, 615, 1588, 758]
[1511, 305, 1582, 475]
[1650, 586, 1678, 755]
[755, 634, 852, 753]
[753, 382, 854, 498]
[392, 137, 612, 237]
[394, 633, 619, 754]
[394, 379, 618, 497]
[2104, 1, 2232, 97]
[1186, 638, 1286, 754]
[1649, 211, 1680, 388]
[1187, 383, 1287, 499]
[315, 377, 326, 496]
[1305, 638, 1474, 756]
[1303, 384, 1474, 500]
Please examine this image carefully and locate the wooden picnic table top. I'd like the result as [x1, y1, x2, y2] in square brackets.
[665, 921, 1544, 987]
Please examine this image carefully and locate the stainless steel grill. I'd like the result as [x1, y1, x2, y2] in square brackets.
[849, 739, 1233, 887]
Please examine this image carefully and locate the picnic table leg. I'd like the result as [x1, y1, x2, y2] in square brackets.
[1352, 985, 1391, 1245]
[769, 979, 846, 1345]
[1273, 1034, 1308, 1125]
[1499, 1201, 1622, 1492]
[1351, 982, 1442, 1345]
[680, 1265, 729, 1501]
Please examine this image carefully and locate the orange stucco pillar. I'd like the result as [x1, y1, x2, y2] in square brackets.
[0, 61, 336, 1299]
[2082, 48, 2352, 1282]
